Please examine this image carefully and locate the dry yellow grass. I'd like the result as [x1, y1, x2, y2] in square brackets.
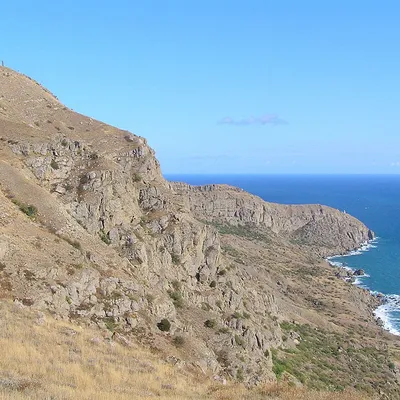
[210, 384, 373, 400]
[0, 300, 372, 400]
[0, 300, 211, 399]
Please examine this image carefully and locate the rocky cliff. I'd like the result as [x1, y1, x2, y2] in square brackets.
[170, 183, 374, 257]
[0, 66, 398, 396]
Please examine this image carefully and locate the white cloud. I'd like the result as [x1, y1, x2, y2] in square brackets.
[218, 114, 287, 126]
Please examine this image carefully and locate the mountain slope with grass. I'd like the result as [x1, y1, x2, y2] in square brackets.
[0, 66, 399, 399]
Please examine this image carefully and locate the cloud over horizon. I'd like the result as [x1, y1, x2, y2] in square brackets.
[218, 114, 287, 126]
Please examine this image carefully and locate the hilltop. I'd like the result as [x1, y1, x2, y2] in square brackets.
[0, 66, 399, 399]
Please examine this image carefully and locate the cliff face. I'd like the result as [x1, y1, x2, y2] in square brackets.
[0, 66, 397, 394]
[170, 183, 374, 257]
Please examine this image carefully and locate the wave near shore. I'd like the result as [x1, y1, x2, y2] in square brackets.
[326, 238, 400, 336]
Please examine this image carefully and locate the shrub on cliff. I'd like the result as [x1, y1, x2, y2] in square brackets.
[204, 319, 217, 328]
[157, 318, 171, 332]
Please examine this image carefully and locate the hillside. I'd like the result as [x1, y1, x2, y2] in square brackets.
[0, 66, 399, 399]
[0, 299, 371, 399]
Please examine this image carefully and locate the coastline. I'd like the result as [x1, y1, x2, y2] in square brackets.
[325, 237, 400, 336]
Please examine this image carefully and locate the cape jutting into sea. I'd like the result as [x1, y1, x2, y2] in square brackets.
[166, 174, 400, 335]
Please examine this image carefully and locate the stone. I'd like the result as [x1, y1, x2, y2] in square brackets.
[108, 228, 119, 243]
[55, 185, 66, 194]
[354, 269, 365, 276]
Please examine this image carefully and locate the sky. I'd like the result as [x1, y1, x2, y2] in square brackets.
[2, 1, 400, 174]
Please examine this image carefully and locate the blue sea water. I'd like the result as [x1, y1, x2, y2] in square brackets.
[166, 174, 400, 335]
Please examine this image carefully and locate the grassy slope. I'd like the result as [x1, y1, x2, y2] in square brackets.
[0, 301, 371, 400]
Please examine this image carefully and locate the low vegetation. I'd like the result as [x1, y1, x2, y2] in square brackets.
[11, 199, 37, 219]
[99, 230, 111, 245]
[204, 319, 217, 328]
[271, 322, 397, 396]
[50, 159, 59, 170]
[168, 291, 184, 308]
[0, 300, 372, 400]
[207, 220, 270, 242]
[59, 235, 82, 251]
[173, 335, 185, 347]
[157, 318, 171, 332]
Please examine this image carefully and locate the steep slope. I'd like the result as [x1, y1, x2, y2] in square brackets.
[0, 66, 399, 398]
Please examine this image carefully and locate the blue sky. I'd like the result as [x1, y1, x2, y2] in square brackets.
[2, 1, 400, 174]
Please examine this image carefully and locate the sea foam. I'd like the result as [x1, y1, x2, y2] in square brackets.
[374, 295, 400, 336]
[326, 237, 400, 336]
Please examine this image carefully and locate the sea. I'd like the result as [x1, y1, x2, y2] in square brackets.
[166, 174, 400, 336]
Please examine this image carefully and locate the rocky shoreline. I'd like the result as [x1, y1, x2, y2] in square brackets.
[332, 265, 367, 284]
[325, 241, 389, 331]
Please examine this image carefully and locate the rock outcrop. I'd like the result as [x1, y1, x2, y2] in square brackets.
[171, 183, 374, 256]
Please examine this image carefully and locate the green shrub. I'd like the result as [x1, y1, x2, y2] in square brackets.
[234, 334, 245, 347]
[104, 317, 117, 332]
[201, 303, 212, 311]
[236, 367, 244, 382]
[99, 230, 111, 245]
[22, 204, 37, 218]
[171, 280, 181, 291]
[132, 173, 141, 182]
[71, 240, 82, 250]
[173, 335, 185, 347]
[232, 311, 242, 319]
[204, 319, 216, 328]
[50, 159, 59, 170]
[280, 321, 297, 331]
[110, 291, 122, 300]
[272, 360, 287, 378]
[217, 269, 226, 276]
[146, 294, 155, 304]
[157, 318, 171, 332]
[61, 235, 82, 250]
[168, 291, 184, 308]
[171, 253, 181, 265]
[79, 174, 89, 185]
[12, 200, 38, 219]
[209, 280, 217, 288]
